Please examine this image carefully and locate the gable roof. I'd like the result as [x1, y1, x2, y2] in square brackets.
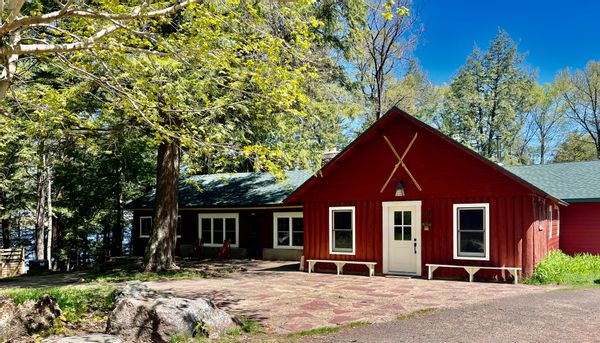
[285, 107, 564, 204]
[507, 160, 600, 202]
[128, 170, 311, 209]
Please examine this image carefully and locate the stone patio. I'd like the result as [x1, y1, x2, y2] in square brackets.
[145, 261, 557, 334]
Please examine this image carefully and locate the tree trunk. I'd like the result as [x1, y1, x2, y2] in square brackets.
[142, 138, 181, 272]
[35, 151, 47, 260]
[46, 164, 53, 269]
[111, 165, 124, 256]
[1, 218, 10, 248]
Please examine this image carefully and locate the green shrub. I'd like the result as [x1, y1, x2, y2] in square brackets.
[0, 285, 115, 324]
[528, 250, 600, 286]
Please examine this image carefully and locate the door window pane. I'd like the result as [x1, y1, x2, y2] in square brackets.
[403, 226, 412, 241]
[394, 211, 402, 225]
[403, 211, 412, 225]
[394, 226, 403, 240]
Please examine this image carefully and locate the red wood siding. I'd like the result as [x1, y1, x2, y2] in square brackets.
[296, 110, 558, 278]
[560, 202, 600, 255]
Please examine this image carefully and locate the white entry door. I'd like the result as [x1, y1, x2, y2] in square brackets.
[383, 201, 421, 275]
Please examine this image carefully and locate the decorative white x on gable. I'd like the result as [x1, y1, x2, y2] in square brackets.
[379, 132, 422, 193]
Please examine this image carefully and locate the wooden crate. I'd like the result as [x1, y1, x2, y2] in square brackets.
[0, 248, 25, 278]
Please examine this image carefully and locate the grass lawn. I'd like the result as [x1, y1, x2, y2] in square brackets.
[526, 250, 600, 286]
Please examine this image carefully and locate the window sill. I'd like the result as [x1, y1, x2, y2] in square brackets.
[273, 246, 303, 250]
[453, 255, 489, 261]
[329, 251, 356, 256]
[203, 244, 239, 248]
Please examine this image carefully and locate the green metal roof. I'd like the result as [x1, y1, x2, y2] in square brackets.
[506, 160, 600, 202]
[128, 170, 312, 209]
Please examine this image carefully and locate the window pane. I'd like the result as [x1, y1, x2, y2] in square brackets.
[459, 209, 484, 231]
[225, 218, 236, 244]
[292, 218, 303, 232]
[394, 226, 403, 240]
[403, 211, 412, 226]
[334, 230, 352, 250]
[292, 231, 304, 247]
[394, 211, 402, 226]
[403, 226, 412, 241]
[333, 211, 352, 230]
[201, 218, 211, 244]
[277, 218, 289, 234]
[459, 232, 484, 254]
[141, 218, 152, 237]
[278, 231, 290, 246]
[214, 219, 223, 244]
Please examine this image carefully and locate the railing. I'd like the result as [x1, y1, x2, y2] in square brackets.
[0, 248, 25, 278]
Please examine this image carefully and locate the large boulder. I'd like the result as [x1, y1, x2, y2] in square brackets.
[106, 283, 237, 342]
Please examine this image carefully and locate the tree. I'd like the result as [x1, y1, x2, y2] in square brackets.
[354, 0, 418, 119]
[528, 83, 567, 164]
[441, 30, 535, 163]
[554, 131, 597, 162]
[555, 61, 600, 159]
[0, 0, 199, 100]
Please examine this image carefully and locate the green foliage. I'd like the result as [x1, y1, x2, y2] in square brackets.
[286, 321, 369, 339]
[0, 285, 115, 324]
[442, 29, 535, 163]
[554, 132, 598, 163]
[555, 61, 600, 159]
[527, 250, 600, 286]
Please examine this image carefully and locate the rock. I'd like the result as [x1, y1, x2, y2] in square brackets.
[106, 282, 238, 342]
[42, 333, 123, 343]
[19, 295, 62, 334]
[0, 296, 28, 341]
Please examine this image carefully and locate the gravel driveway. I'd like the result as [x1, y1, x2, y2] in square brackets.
[296, 287, 600, 343]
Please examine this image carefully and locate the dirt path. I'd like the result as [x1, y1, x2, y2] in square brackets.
[295, 287, 600, 343]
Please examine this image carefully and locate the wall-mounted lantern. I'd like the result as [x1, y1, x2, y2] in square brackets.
[395, 181, 405, 197]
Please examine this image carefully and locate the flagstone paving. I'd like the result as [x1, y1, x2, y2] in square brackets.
[145, 261, 557, 334]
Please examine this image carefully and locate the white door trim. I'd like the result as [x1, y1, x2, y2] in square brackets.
[382, 201, 422, 275]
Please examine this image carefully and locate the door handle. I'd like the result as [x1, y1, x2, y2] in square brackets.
[414, 239, 417, 254]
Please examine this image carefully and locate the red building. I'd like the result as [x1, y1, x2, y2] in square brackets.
[508, 160, 600, 256]
[286, 107, 565, 279]
[130, 107, 600, 281]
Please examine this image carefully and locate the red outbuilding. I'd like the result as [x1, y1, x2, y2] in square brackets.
[286, 107, 565, 280]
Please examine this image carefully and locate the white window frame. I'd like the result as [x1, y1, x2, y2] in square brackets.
[453, 203, 490, 261]
[273, 212, 304, 249]
[198, 213, 239, 247]
[139, 215, 181, 239]
[139, 216, 152, 238]
[329, 206, 356, 255]
[556, 205, 560, 237]
[549, 205, 553, 239]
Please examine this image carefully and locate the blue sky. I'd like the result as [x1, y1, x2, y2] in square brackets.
[414, 0, 600, 85]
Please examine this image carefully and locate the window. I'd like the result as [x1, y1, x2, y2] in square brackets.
[273, 212, 304, 249]
[198, 213, 239, 247]
[140, 216, 152, 238]
[329, 207, 355, 255]
[549, 205, 553, 239]
[453, 203, 489, 260]
[140, 215, 181, 238]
